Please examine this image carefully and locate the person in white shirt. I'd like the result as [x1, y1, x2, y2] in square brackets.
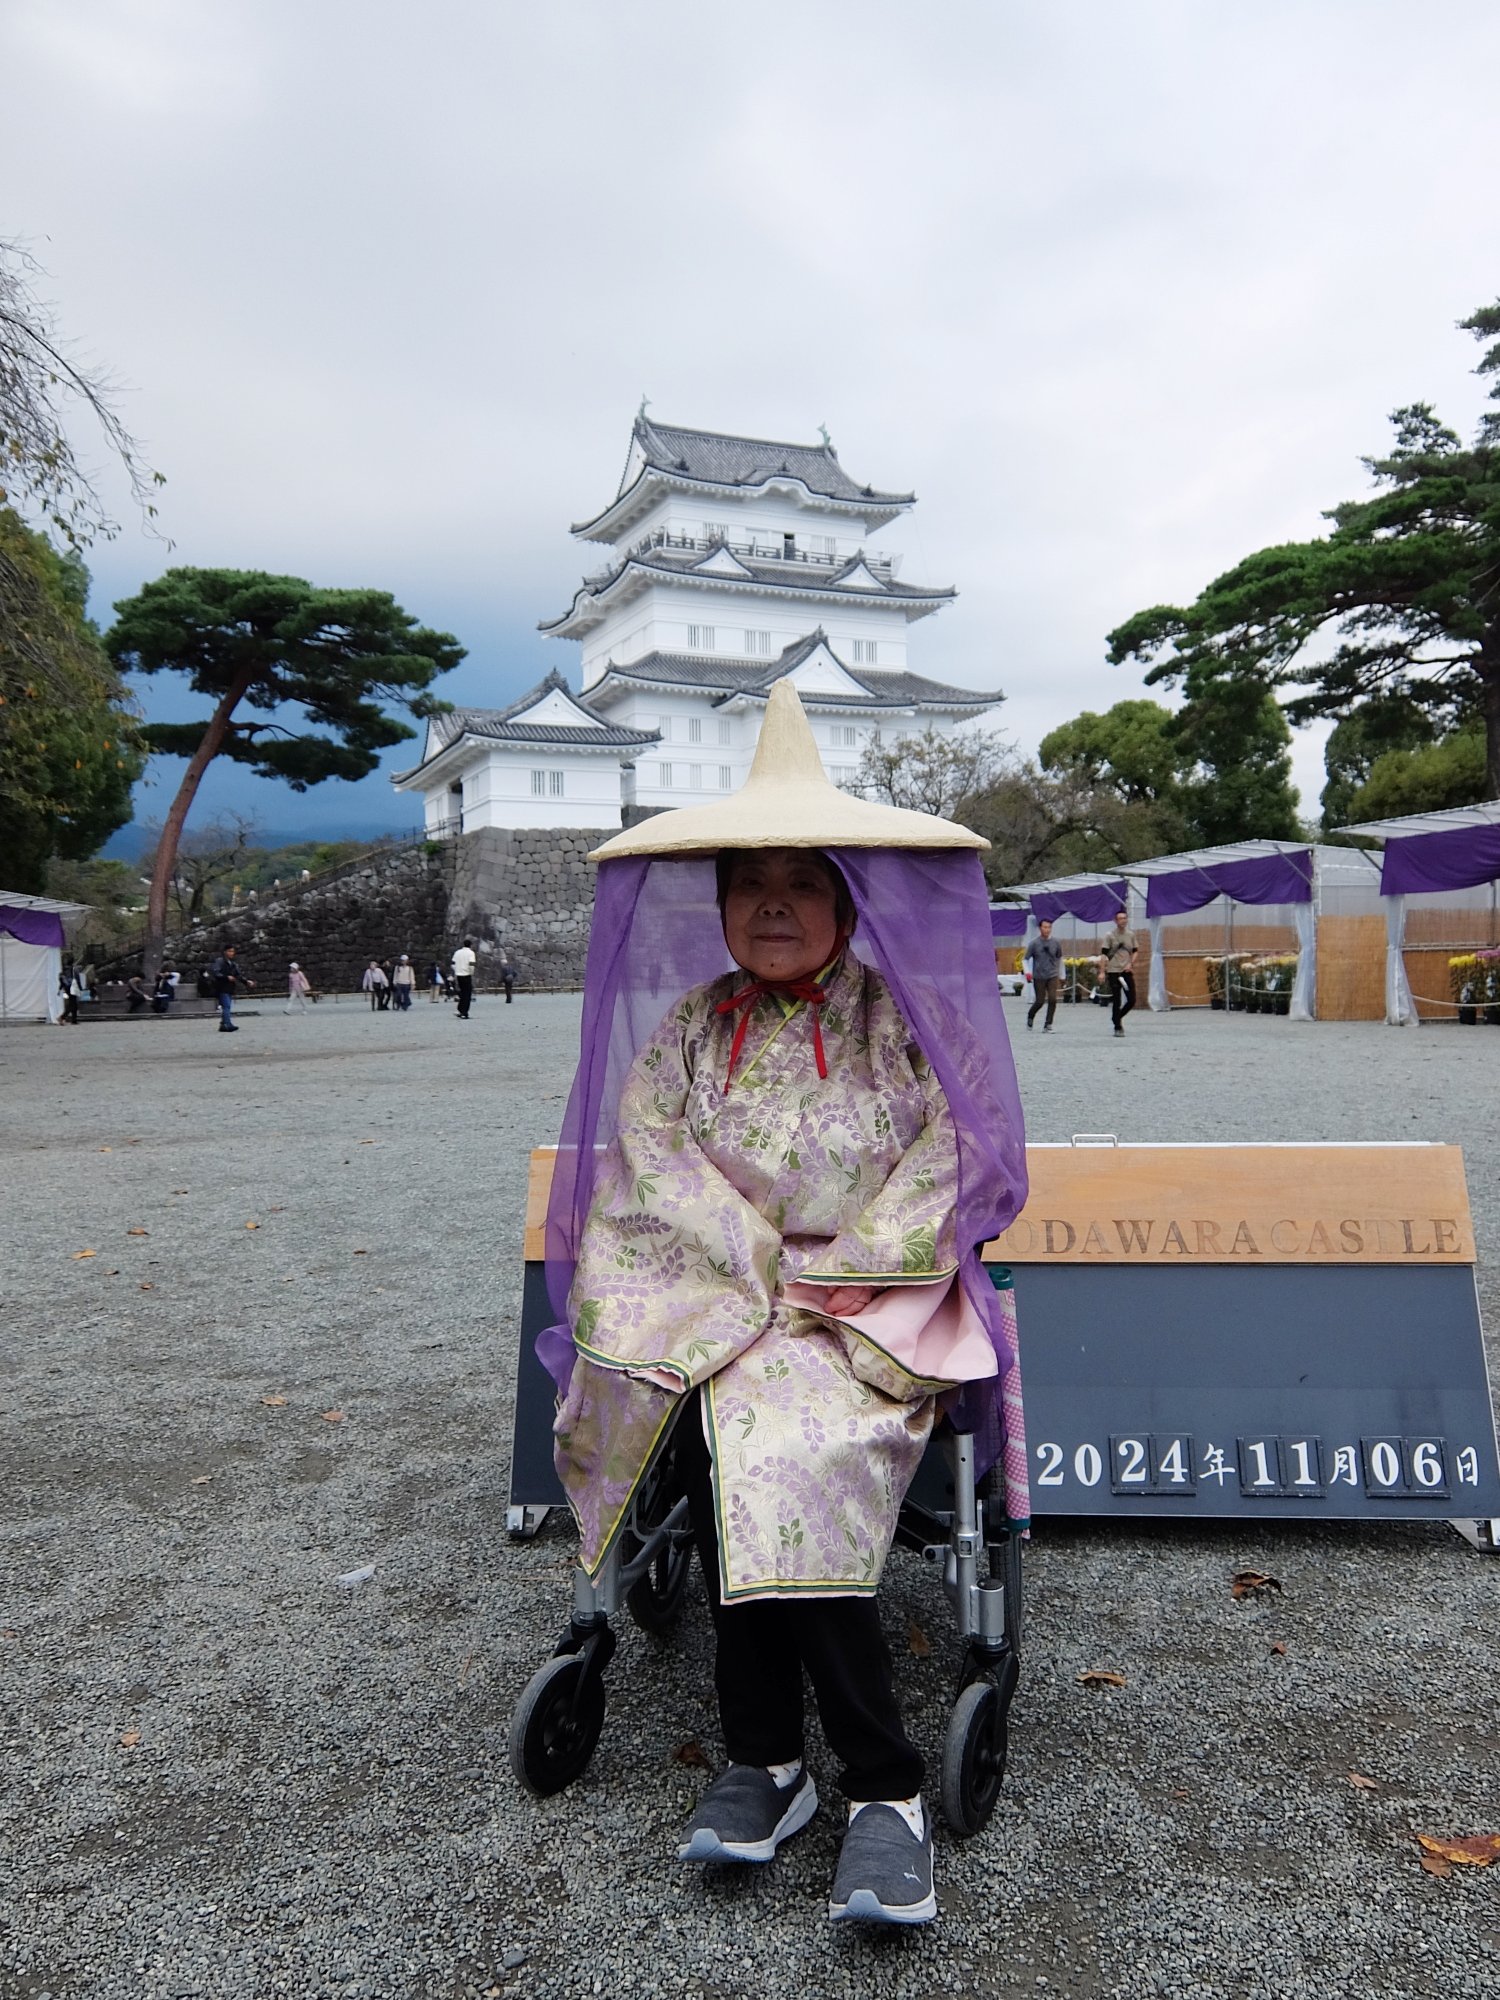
[451, 939, 477, 1020]
[391, 954, 416, 1011]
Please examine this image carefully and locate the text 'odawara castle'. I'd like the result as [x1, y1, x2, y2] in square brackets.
[394, 413, 1002, 833]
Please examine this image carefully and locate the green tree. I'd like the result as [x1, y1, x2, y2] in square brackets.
[1343, 725, 1487, 822]
[1108, 299, 1500, 802]
[0, 508, 142, 890]
[106, 569, 463, 977]
[1038, 690, 1298, 850]
[1318, 692, 1439, 827]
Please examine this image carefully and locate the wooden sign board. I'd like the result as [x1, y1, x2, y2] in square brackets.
[509, 1144, 1500, 1531]
[984, 1144, 1475, 1266]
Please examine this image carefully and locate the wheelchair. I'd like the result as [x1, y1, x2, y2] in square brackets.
[508, 1414, 1023, 1837]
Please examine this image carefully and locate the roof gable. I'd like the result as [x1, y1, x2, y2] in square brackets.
[691, 543, 756, 580]
[830, 555, 885, 592]
[782, 641, 867, 697]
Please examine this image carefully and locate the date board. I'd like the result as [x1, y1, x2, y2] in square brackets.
[1005, 1262, 1500, 1521]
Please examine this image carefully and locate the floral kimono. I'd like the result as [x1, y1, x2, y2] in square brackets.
[554, 952, 997, 1603]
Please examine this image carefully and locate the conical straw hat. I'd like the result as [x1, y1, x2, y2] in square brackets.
[589, 681, 989, 861]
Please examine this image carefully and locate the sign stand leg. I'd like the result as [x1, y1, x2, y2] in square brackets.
[507, 1504, 552, 1541]
[1447, 1517, 1500, 1553]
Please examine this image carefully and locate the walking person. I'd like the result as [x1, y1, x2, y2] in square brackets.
[1098, 907, 1139, 1039]
[497, 947, 515, 1004]
[210, 945, 253, 1033]
[58, 958, 85, 1025]
[361, 960, 388, 1012]
[284, 962, 313, 1014]
[378, 959, 395, 1010]
[1023, 918, 1065, 1032]
[392, 954, 416, 1011]
[452, 938, 476, 1020]
[426, 959, 444, 1003]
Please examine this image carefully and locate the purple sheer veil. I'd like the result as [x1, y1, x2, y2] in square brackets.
[539, 846, 1030, 1521]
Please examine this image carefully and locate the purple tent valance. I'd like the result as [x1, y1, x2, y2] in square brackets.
[1030, 880, 1127, 925]
[1380, 823, 1500, 897]
[989, 905, 1029, 939]
[1145, 850, 1312, 919]
[0, 906, 65, 948]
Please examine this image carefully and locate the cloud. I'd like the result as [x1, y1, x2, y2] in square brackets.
[4, 0, 1498, 834]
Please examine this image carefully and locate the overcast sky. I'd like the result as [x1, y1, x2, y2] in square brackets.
[5, 0, 1499, 844]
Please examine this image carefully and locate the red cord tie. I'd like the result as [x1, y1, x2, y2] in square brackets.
[716, 975, 830, 1093]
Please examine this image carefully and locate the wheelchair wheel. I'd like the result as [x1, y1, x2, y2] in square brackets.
[509, 1654, 606, 1796]
[620, 1461, 693, 1636]
[940, 1677, 1008, 1836]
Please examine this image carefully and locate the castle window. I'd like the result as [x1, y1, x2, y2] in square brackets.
[688, 717, 702, 743]
[834, 725, 857, 747]
[658, 715, 672, 741]
[744, 630, 774, 656]
[549, 770, 565, 797]
[702, 520, 728, 542]
[852, 639, 878, 664]
[718, 766, 732, 790]
[658, 763, 673, 788]
[810, 534, 836, 557]
[687, 626, 714, 651]
[688, 764, 702, 789]
[717, 718, 732, 746]
[530, 770, 546, 796]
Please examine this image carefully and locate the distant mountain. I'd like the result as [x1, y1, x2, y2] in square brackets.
[102, 816, 422, 862]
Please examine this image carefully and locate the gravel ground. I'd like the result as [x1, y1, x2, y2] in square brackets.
[3, 994, 1498, 2000]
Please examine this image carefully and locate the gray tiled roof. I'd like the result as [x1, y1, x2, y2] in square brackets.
[587, 632, 1002, 711]
[542, 548, 954, 634]
[631, 420, 912, 507]
[416, 669, 659, 767]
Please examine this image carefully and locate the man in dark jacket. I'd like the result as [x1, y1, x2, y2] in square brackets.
[211, 945, 253, 1033]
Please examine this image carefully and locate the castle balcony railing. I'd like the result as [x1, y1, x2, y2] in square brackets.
[623, 529, 898, 577]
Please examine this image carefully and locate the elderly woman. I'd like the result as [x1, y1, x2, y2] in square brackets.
[547, 689, 1026, 1927]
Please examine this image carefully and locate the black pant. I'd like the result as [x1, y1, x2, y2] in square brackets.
[62, 993, 79, 1025]
[1108, 970, 1136, 1029]
[455, 975, 473, 1019]
[1027, 975, 1061, 1028]
[673, 1392, 923, 1801]
[501, 976, 514, 1004]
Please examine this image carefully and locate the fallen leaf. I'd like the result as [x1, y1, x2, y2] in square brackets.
[172, 1188, 189, 1194]
[260, 1394, 288, 1408]
[98, 1147, 111, 1153]
[322, 1409, 345, 1424]
[359, 1139, 377, 1145]
[906, 1620, 932, 1658]
[1170, 1787, 1191, 1800]
[1077, 1669, 1128, 1688]
[1419, 1854, 1452, 1879]
[270, 1205, 285, 1212]
[126, 1227, 149, 1237]
[119, 1729, 141, 1748]
[1230, 1569, 1283, 1599]
[1415, 1832, 1500, 1868]
[352, 1248, 368, 1255]
[245, 1221, 259, 1230]
[189, 1476, 211, 1486]
[672, 1740, 709, 1768]
[105, 1269, 119, 1276]
[1269, 1642, 1287, 1656]
[1348, 1772, 1379, 1791]
[139, 1282, 155, 1291]
[73, 1249, 97, 1260]
[458, 1652, 479, 1687]
[0, 1628, 18, 1639]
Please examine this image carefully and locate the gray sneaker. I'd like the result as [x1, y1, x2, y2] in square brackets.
[828, 1801, 936, 1924]
[677, 1764, 818, 1863]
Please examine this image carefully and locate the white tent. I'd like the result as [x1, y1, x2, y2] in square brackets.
[0, 893, 88, 1023]
[1338, 799, 1500, 1025]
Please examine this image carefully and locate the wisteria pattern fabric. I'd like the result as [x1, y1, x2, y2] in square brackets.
[554, 954, 990, 1600]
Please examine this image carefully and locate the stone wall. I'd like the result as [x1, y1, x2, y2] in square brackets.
[146, 828, 603, 993]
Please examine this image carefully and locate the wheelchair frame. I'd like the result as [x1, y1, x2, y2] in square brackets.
[508, 1422, 1022, 1837]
